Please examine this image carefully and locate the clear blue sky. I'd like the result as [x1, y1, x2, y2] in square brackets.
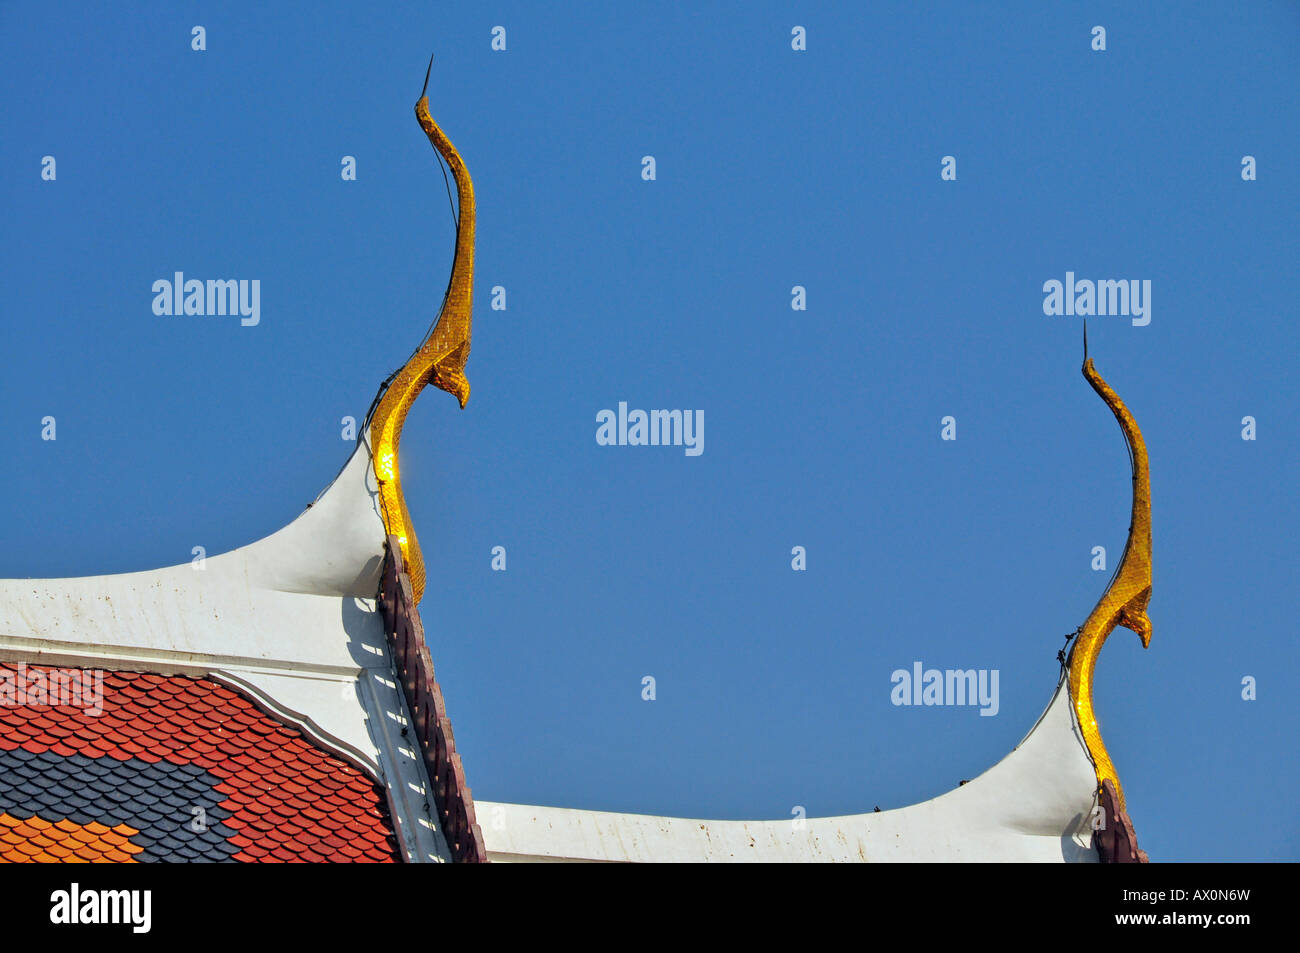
[1, 2, 1296, 862]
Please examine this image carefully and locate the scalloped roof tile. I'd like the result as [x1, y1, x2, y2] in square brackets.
[0, 663, 401, 863]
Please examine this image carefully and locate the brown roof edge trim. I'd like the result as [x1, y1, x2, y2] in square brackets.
[379, 536, 489, 863]
[1096, 778, 1150, 863]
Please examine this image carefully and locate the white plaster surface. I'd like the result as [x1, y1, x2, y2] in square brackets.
[478, 678, 1099, 863]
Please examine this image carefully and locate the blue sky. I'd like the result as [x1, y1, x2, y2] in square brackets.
[1, 1, 1296, 862]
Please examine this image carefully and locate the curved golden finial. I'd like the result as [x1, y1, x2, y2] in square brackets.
[1068, 327, 1152, 811]
[368, 55, 476, 603]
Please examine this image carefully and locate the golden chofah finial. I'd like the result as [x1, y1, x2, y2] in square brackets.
[368, 54, 477, 603]
[1067, 322, 1153, 812]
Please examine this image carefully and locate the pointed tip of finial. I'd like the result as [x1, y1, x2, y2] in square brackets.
[420, 53, 434, 98]
[1083, 319, 1089, 362]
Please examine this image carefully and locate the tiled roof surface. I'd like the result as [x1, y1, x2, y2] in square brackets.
[0, 664, 402, 863]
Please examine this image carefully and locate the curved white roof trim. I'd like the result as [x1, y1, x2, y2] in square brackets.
[239, 439, 388, 597]
[0, 441, 399, 775]
[0, 435, 1105, 863]
[212, 668, 381, 771]
[0, 443, 386, 675]
[477, 676, 1099, 862]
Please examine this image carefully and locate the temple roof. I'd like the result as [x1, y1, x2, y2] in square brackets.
[0, 63, 1147, 864]
[0, 445, 482, 864]
[0, 664, 400, 863]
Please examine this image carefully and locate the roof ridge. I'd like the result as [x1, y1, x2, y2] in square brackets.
[378, 536, 487, 862]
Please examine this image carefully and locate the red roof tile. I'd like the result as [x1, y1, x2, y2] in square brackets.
[0, 663, 401, 863]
